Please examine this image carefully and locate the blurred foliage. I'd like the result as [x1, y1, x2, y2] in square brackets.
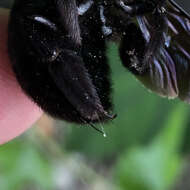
[115, 103, 188, 190]
[0, 140, 54, 190]
[1, 1, 190, 190]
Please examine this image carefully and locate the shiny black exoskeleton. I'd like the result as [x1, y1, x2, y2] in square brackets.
[8, 0, 190, 131]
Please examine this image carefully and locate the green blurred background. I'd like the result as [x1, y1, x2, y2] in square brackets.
[1, 1, 190, 190]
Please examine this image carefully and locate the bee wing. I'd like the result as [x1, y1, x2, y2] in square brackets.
[136, 0, 190, 102]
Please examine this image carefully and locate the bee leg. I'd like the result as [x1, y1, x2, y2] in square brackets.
[119, 0, 168, 75]
[120, 12, 167, 75]
[48, 49, 115, 123]
[115, 0, 166, 16]
[119, 23, 147, 75]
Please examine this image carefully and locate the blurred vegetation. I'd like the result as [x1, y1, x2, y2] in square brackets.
[1, 1, 190, 190]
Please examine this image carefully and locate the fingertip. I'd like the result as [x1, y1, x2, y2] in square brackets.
[0, 8, 43, 145]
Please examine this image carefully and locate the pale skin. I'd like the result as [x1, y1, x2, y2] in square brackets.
[0, 9, 42, 145]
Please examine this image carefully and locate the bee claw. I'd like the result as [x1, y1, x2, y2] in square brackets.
[88, 122, 105, 135]
[104, 112, 117, 120]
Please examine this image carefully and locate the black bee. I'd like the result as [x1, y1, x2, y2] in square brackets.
[8, 0, 190, 132]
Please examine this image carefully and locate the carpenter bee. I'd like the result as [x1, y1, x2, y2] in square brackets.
[8, 0, 190, 133]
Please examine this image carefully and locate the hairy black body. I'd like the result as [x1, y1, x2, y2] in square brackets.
[8, 0, 190, 130]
